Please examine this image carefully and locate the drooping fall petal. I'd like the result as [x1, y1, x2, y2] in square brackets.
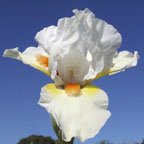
[38, 83, 111, 142]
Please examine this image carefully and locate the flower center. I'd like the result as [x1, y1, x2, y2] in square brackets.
[36, 54, 48, 68]
[65, 84, 81, 96]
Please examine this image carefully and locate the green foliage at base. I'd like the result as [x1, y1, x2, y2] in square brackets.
[17, 135, 56, 144]
[17, 135, 144, 144]
[17, 135, 73, 144]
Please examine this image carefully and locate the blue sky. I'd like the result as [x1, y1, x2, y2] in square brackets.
[0, 0, 144, 144]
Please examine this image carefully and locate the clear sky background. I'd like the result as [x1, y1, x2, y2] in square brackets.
[0, 0, 144, 144]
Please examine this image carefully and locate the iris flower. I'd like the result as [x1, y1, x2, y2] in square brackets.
[3, 9, 139, 143]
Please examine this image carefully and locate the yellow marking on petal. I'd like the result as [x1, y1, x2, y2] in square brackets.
[44, 83, 65, 96]
[65, 84, 81, 96]
[95, 69, 118, 79]
[43, 84, 102, 98]
[36, 54, 48, 68]
[32, 64, 51, 76]
[82, 85, 101, 96]
[95, 70, 110, 79]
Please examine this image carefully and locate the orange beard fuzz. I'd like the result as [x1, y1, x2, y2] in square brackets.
[65, 84, 81, 96]
[36, 54, 48, 68]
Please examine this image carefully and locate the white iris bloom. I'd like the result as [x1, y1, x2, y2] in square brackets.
[3, 9, 139, 142]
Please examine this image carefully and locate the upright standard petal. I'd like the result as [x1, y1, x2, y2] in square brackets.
[3, 46, 50, 75]
[38, 84, 111, 142]
[34, 9, 122, 84]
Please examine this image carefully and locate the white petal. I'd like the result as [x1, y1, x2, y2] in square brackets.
[38, 84, 111, 142]
[35, 26, 57, 54]
[96, 19, 122, 51]
[109, 51, 139, 75]
[3, 47, 22, 60]
[94, 19, 122, 72]
[54, 49, 90, 85]
[3, 46, 50, 75]
[95, 51, 139, 79]
[84, 47, 104, 80]
[36, 9, 123, 83]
